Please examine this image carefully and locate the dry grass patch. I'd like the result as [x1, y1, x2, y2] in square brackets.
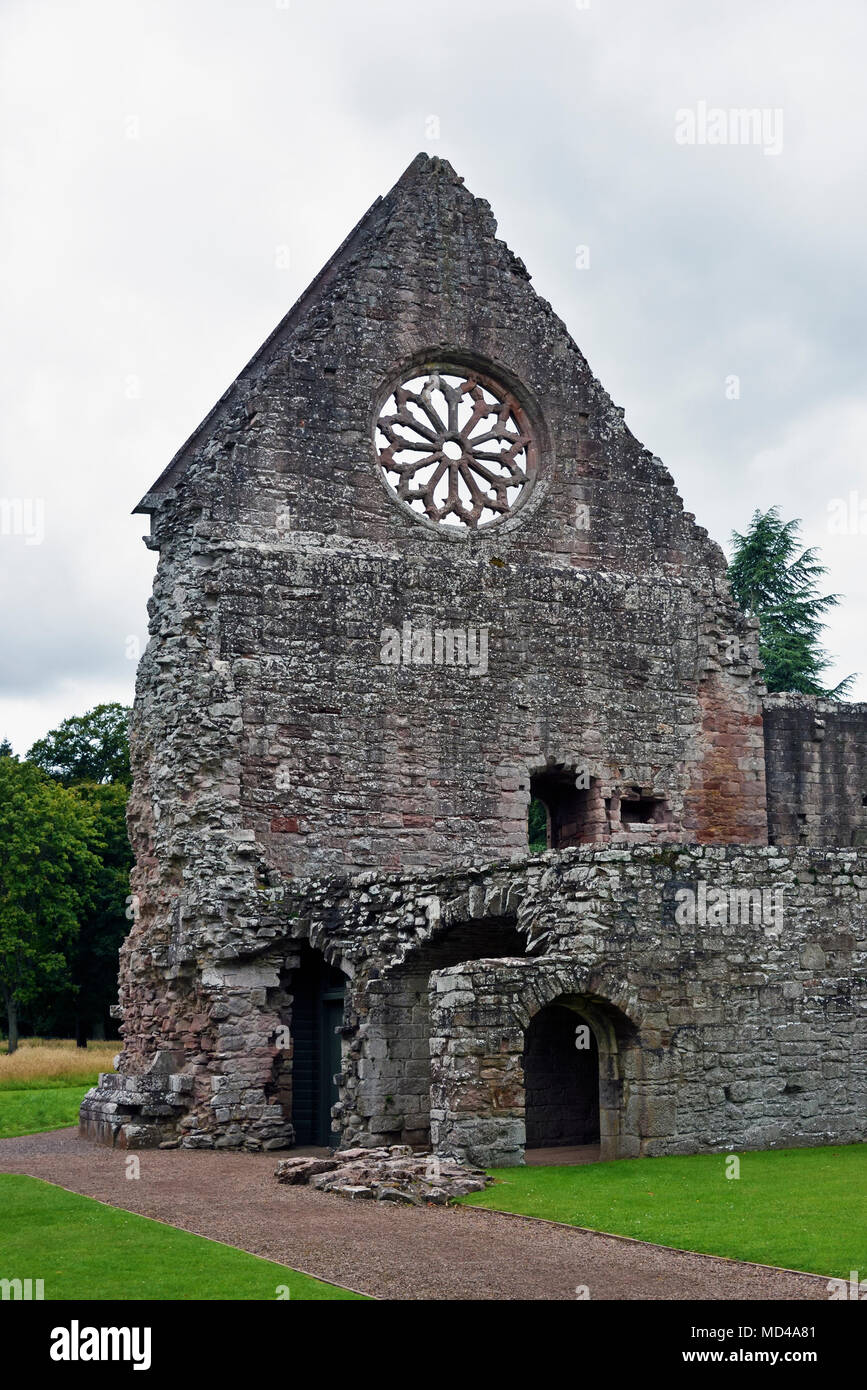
[0, 1038, 117, 1088]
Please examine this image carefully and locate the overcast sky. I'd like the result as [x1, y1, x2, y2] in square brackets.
[2, 0, 865, 753]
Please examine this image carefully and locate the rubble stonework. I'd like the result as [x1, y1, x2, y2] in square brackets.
[81, 844, 866, 1161]
[274, 1146, 492, 1203]
[82, 155, 866, 1163]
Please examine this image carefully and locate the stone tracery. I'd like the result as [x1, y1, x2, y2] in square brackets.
[375, 369, 534, 529]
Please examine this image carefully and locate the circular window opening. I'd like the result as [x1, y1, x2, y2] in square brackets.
[374, 367, 538, 531]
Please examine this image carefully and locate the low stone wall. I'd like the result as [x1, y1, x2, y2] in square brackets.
[764, 694, 867, 848]
[82, 844, 866, 1161]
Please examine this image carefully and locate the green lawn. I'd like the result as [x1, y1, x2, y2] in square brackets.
[459, 1145, 867, 1278]
[0, 1175, 366, 1300]
[0, 1084, 94, 1139]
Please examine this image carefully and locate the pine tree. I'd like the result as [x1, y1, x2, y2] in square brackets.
[728, 507, 855, 699]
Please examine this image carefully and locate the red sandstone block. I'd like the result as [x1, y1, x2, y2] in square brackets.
[270, 815, 299, 833]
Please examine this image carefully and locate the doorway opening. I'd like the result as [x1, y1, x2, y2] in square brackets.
[284, 944, 346, 1148]
[523, 1002, 600, 1151]
[369, 917, 527, 1148]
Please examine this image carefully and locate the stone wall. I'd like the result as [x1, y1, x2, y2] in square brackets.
[84, 155, 865, 1164]
[129, 151, 767, 908]
[764, 694, 867, 848]
[83, 844, 866, 1162]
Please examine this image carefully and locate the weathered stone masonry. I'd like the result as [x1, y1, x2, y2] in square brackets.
[764, 694, 867, 849]
[82, 845, 865, 1162]
[82, 155, 866, 1163]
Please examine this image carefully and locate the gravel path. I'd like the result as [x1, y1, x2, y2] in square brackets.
[0, 1128, 830, 1301]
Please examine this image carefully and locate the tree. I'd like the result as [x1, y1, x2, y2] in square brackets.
[0, 758, 101, 1052]
[0, 739, 13, 758]
[728, 507, 856, 699]
[23, 704, 133, 1045]
[66, 782, 133, 1045]
[528, 799, 548, 853]
[27, 703, 131, 787]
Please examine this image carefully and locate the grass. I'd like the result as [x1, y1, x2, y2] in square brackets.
[0, 1038, 114, 1139]
[0, 1038, 117, 1089]
[459, 1144, 867, 1278]
[0, 1175, 367, 1300]
[0, 1087, 93, 1140]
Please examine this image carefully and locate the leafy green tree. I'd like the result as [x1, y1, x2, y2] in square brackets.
[728, 507, 856, 699]
[22, 705, 133, 1045]
[528, 799, 548, 853]
[27, 703, 131, 787]
[0, 758, 101, 1052]
[66, 782, 132, 1045]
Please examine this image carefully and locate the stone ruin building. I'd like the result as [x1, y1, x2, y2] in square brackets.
[82, 155, 866, 1165]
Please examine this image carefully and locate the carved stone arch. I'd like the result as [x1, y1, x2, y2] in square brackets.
[438, 872, 531, 934]
[511, 960, 642, 1029]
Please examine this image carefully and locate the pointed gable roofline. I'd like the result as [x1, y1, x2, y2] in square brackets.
[134, 151, 459, 514]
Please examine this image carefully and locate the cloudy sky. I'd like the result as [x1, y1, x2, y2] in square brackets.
[2, 0, 865, 753]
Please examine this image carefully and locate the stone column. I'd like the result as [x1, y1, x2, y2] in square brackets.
[429, 961, 526, 1167]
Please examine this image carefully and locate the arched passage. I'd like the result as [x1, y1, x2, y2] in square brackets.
[427, 960, 643, 1167]
[520, 990, 638, 1162]
[362, 917, 528, 1148]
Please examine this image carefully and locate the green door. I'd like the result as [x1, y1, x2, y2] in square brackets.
[319, 993, 344, 1148]
[290, 947, 346, 1148]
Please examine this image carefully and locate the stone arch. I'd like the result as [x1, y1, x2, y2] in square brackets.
[511, 962, 640, 1161]
[429, 956, 643, 1166]
[522, 994, 634, 1161]
[354, 913, 530, 1149]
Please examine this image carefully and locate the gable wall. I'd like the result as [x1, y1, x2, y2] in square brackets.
[136, 157, 767, 881]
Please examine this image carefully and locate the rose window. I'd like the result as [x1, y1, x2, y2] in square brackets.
[375, 368, 536, 529]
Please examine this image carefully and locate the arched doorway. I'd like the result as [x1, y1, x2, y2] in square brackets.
[523, 1002, 600, 1150]
[364, 917, 528, 1149]
[520, 993, 635, 1161]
